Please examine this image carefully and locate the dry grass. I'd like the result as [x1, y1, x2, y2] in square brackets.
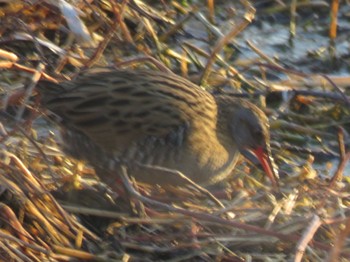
[0, 1, 350, 261]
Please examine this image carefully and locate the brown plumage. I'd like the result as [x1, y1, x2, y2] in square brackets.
[37, 68, 278, 187]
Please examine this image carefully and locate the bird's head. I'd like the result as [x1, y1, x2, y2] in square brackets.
[229, 102, 279, 188]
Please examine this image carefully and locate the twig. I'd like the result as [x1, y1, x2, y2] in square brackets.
[329, 128, 350, 188]
[0, 203, 33, 243]
[328, 217, 350, 262]
[0, 61, 57, 82]
[136, 163, 225, 209]
[200, 0, 255, 84]
[118, 165, 333, 251]
[52, 245, 98, 260]
[84, 6, 121, 69]
[252, 63, 350, 106]
[0, 230, 50, 255]
[114, 55, 173, 73]
[246, 40, 280, 68]
[294, 215, 322, 262]
[0, 49, 18, 62]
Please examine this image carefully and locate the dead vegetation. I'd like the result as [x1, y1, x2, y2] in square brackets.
[0, 0, 350, 261]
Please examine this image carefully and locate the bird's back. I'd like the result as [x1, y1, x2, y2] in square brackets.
[37, 68, 239, 185]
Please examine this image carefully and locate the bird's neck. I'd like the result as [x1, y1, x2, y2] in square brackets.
[184, 94, 239, 176]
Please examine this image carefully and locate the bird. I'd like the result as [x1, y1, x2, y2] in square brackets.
[36, 68, 279, 188]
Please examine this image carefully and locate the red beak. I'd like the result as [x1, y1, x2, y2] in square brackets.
[252, 147, 279, 188]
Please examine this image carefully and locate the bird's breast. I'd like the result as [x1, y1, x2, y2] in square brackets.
[116, 127, 239, 186]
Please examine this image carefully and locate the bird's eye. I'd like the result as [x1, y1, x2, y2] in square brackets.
[253, 129, 263, 140]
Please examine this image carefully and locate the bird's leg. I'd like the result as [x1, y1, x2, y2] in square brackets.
[134, 163, 225, 209]
[108, 164, 147, 217]
[92, 161, 145, 216]
[127, 174, 146, 217]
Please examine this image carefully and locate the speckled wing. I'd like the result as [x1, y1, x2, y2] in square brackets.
[37, 68, 216, 153]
